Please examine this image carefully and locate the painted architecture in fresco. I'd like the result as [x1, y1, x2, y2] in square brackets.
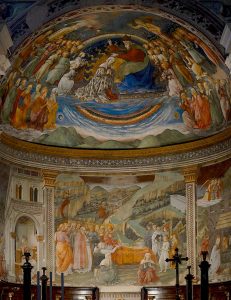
[2, 167, 44, 282]
[54, 172, 187, 286]
[197, 160, 231, 282]
[0, 9, 230, 149]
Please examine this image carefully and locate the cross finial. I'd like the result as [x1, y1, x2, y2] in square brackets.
[201, 251, 208, 261]
[23, 252, 31, 263]
[165, 248, 188, 300]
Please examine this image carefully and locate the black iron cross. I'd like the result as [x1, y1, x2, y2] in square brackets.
[166, 248, 188, 300]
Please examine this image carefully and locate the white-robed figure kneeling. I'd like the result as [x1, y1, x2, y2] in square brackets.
[57, 70, 75, 95]
[75, 54, 118, 102]
[95, 253, 118, 285]
[70, 52, 86, 70]
[209, 236, 221, 279]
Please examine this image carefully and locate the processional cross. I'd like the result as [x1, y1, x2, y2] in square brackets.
[165, 248, 188, 300]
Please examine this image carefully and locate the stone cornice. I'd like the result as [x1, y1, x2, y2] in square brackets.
[0, 129, 230, 172]
[42, 170, 59, 187]
[6, 198, 43, 216]
[183, 166, 199, 183]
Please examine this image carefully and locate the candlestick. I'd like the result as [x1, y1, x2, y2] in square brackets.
[37, 271, 41, 300]
[40, 267, 48, 300]
[49, 272, 52, 300]
[61, 273, 64, 300]
[22, 252, 33, 300]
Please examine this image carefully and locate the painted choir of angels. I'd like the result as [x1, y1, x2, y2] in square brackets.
[197, 177, 223, 207]
[202, 178, 223, 202]
[1, 75, 58, 131]
[140, 20, 231, 131]
[0, 36, 86, 131]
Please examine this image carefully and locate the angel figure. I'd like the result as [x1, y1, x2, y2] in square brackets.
[201, 178, 223, 201]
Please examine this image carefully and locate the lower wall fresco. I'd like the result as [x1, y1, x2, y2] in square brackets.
[54, 171, 187, 287]
[1, 160, 231, 289]
[197, 161, 231, 282]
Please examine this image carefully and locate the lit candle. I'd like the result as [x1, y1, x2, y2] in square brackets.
[61, 273, 64, 300]
[49, 272, 52, 300]
[37, 271, 40, 300]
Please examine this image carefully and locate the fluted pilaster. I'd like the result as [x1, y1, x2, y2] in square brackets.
[42, 170, 58, 275]
[184, 166, 199, 278]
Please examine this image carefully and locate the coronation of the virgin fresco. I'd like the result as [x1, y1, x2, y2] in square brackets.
[0, 9, 231, 149]
[54, 171, 187, 286]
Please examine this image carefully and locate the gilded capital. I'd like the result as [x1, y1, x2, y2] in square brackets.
[183, 166, 199, 183]
[42, 170, 58, 187]
[36, 235, 44, 242]
[10, 232, 16, 239]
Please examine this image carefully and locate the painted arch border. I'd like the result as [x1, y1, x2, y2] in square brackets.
[12, 4, 224, 63]
[9, 0, 225, 54]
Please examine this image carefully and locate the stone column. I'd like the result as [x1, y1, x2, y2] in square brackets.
[36, 235, 44, 271]
[9, 231, 16, 277]
[42, 170, 58, 275]
[184, 166, 198, 279]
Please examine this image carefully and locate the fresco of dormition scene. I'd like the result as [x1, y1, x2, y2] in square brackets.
[54, 171, 187, 286]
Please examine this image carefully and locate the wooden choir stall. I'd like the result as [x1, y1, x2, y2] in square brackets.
[0, 251, 231, 300]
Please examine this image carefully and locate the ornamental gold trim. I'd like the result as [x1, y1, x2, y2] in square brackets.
[42, 170, 59, 186]
[10, 232, 16, 239]
[36, 235, 44, 242]
[183, 166, 199, 183]
[0, 127, 231, 160]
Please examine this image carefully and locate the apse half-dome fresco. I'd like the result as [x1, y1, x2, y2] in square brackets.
[0, 8, 231, 149]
